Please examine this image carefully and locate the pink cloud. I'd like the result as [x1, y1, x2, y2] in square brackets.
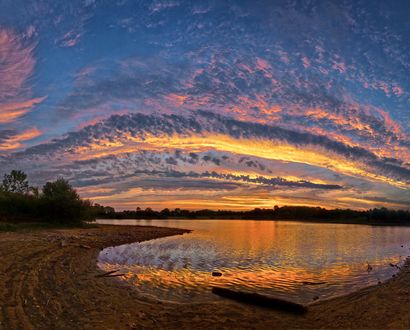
[277, 49, 290, 64]
[0, 29, 36, 101]
[75, 65, 96, 80]
[0, 30, 44, 124]
[301, 57, 310, 69]
[23, 25, 36, 39]
[376, 81, 390, 96]
[237, 63, 253, 73]
[58, 30, 82, 48]
[374, 107, 403, 136]
[255, 57, 271, 71]
[332, 61, 346, 73]
[318, 67, 329, 75]
[392, 85, 404, 96]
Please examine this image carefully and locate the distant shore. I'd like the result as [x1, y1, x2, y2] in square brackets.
[95, 205, 410, 227]
[98, 216, 410, 227]
[1, 224, 410, 329]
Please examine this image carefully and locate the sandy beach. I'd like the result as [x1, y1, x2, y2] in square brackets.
[0, 224, 409, 329]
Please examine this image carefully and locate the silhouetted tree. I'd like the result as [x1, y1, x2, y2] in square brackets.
[2, 170, 30, 194]
[41, 178, 93, 224]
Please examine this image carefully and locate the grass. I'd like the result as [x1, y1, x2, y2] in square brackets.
[0, 223, 19, 232]
[0, 221, 98, 232]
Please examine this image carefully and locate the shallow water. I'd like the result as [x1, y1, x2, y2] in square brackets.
[97, 219, 410, 304]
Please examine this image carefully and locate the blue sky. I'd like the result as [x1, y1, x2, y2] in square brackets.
[1, 0, 409, 210]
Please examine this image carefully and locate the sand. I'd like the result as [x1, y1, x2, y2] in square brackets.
[0, 224, 409, 329]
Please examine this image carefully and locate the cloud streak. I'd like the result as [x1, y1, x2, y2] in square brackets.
[0, 128, 41, 151]
[0, 96, 46, 124]
[0, 29, 35, 101]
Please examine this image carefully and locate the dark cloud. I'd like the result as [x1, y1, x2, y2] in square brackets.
[163, 170, 342, 190]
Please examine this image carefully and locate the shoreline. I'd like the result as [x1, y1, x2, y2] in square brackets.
[1, 224, 410, 329]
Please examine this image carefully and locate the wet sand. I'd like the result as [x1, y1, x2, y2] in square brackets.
[0, 224, 409, 329]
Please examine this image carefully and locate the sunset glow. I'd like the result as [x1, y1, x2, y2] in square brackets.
[1, 0, 409, 210]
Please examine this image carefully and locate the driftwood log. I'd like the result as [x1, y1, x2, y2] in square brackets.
[104, 273, 126, 277]
[302, 281, 326, 285]
[95, 270, 120, 278]
[212, 287, 307, 314]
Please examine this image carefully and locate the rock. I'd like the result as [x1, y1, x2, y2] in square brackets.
[313, 296, 319, 301]
[212, 271, 223, 277]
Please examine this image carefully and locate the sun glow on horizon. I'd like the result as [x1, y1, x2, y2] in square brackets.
[69, 132, 407, 189]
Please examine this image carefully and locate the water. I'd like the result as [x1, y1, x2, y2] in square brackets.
[97, 219, 410, 304]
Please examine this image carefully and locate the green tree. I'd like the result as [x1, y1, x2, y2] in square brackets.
[2, 170, 29, 194]
[42, 178, 80, 201]
[41, 178, 92, 224]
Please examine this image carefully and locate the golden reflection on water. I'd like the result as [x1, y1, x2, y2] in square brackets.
[97, 220, 409, 303]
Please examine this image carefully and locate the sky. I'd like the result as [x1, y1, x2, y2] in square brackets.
[0, 0, 410, 211]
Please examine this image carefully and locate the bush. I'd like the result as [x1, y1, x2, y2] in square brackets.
[0, 171, 96, 225]
[0, 191, 40, 220]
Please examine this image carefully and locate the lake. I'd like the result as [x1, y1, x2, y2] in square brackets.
[96, 219, 410, 304]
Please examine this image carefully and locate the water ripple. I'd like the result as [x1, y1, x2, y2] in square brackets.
[97, 219, 409, 304]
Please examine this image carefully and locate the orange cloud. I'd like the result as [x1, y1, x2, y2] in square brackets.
[88, 185, 345, 211]
[165, 93, 188, 107]
[0, 128, 42, 151]
[306, 106, 375, 136]
[0, 96, 46, 123]
[67, 131, 407, 189]
[231, 95, 282, 122]
[374, 107, 402, 136]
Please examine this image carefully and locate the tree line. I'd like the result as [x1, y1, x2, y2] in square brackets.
[0, 170, 96, 224]
[96, 204, 410, 224]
